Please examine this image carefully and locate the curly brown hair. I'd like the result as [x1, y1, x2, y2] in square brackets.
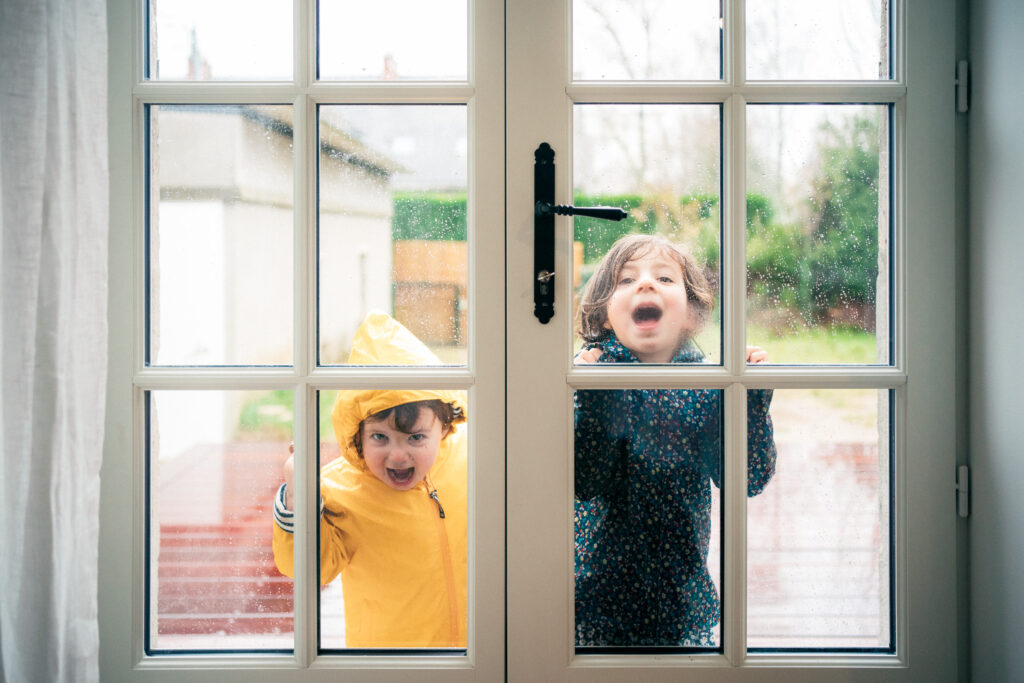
[350, 399, 465, 457]
[576, 234, 715, 343]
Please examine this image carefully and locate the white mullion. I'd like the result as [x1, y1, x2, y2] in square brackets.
[740, 82, 906, 103]
[130, 83, 300, 104]
[722, 384, 749, 666]
[892, 98, 908, 374]
[294, 0, 316, 665]
[564, 84, 906, 105]
[891, 0, 906, 84]
[130, 84, 475, 105]
[308, 84, 476, 104]
[293, 95, 316, 669]
[131, 83, 477, 105]
[567, 83, 736, 104]
[133, 95, 148, 376]
[728, 0, 745, 86]
[724, 0, 748, 664]
[308, 369, 476, 391]
[133, 370, 301, 390]
[892, 385, 909, 663]
[567, 368, 907, 391]
[295, 91, 314, 383]
[292, 382, 316, 668]
[297, 0, 313, 87]
[724, 93, 746, 375]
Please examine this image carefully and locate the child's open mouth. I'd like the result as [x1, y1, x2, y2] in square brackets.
[386, 466, 417, 486]
[631, 304, 662, 327]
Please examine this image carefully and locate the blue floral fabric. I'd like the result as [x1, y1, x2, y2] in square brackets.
[574, 332, 777, 647]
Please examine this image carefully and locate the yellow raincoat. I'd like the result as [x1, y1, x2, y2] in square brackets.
[272, 313, 467, 647]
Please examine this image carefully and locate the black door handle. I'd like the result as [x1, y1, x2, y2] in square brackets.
[533, 142, 626, 324]
[535, 202, 628, 222]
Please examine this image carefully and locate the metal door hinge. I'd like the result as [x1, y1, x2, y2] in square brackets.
[956, 464, 970, 518]
[956, 60, 969, 113]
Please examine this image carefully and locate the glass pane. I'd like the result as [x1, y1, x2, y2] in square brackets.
[319, 0, 468, 81]
[573, 0, 721, 80]
[574, 105, 721, 365]
[148, 105, 294, 366]
[318, 105, 468, 365]
[148, 0, 292, 81]
[313, 385, 469, 650]
[147, 390, 294, 653]
[747, 0, 891, 80]
[746, 105, 890, 365]
[575, 388, 769, 650]
[747, 389, 891, 651]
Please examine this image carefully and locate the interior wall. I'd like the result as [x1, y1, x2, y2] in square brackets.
[968, 0, 1024, 680]
[955, 0, 970, 679]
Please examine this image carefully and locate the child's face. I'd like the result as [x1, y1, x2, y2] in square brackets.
[604, 249, 693, 363]
[361, 407, 446, 490]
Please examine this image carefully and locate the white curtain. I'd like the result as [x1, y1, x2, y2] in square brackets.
[0, 0, 108, 681]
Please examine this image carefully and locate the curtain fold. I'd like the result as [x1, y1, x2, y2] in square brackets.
[0, 1, 109, 681]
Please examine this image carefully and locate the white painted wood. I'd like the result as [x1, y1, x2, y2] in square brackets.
[506, 0, 958, 680]
[104, 0, 958, 679]
[103, 0, 505, 679]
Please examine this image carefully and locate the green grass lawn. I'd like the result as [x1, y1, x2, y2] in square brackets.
[746, 323, 880, 365]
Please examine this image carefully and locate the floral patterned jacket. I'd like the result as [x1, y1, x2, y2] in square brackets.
[574, 332, 777, 646]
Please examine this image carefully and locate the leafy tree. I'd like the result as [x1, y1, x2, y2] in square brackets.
[806, 114, 881, 320]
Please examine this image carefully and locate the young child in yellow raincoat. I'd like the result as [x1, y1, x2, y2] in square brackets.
[272, 312, 468, 648]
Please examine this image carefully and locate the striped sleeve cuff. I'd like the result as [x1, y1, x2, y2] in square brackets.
[274, 483, 294, 533]
[273, 483, 326, 534]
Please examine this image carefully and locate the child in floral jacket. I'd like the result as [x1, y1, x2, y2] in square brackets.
[574, 234, 776, 647]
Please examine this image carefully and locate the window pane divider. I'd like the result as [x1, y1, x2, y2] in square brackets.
[723, 384, 748, 666]
[308, 84, 476, 103]
[131, 83, 304, 104]
[308, 369, 476, 387]
[565, 83, 906, 105]
[130, 84, 476, 106]
[294, 70, 316, 664]
[567, 367, 907, 391]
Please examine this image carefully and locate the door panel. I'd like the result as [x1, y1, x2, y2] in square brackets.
[506, 0, 957, 680]
[104, 0, 504, 679]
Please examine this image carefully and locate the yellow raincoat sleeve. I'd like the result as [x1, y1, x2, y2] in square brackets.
[271, 483, 351, 584]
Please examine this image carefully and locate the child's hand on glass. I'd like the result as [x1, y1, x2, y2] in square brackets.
[746, 346, 769, 364]
[283, 442, 295, 510]
[575, 347, 604, 364]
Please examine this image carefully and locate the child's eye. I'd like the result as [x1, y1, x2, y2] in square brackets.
[369, 432, 387, 443]
[658, 276, 674, 283]
[409, 433, 427, 443]
[618, 277, 634, 285]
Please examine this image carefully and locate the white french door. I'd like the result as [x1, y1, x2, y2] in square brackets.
[103, 0, 959, 680]
[506, 0, 959, 681]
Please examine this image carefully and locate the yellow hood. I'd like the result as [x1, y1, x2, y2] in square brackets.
[331, 312, 468, 470]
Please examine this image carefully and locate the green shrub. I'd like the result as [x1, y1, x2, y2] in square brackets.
[806, 115, 880, 314]
[392, 192, 467, 241]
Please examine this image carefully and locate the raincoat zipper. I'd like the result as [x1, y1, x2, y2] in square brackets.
[424, 477, 458, 644]
[428, 489, 446, 518]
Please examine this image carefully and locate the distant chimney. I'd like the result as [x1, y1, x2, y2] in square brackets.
[187, 27, 212, 80]
[382, 53, 398, 80]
